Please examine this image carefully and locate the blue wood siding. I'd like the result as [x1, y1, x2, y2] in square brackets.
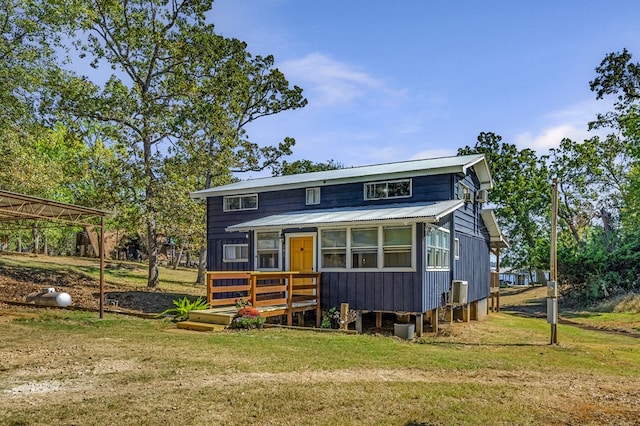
[422, 271, 451, 311]
[321, 271, 423, 312]
[453, 233, 490, 302]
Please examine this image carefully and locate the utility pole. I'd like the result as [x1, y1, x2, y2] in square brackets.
[548, 178, 559, 344]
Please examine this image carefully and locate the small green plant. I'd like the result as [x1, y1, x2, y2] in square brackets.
[156, 296, 209, 321]
[321, 307, 337, 329]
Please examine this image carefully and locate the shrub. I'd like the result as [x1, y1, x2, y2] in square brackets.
[228, 299, 265, 330]
[156, 296, 209, 321]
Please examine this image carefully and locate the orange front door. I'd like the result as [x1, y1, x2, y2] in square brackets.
[289, 236, 314, 272]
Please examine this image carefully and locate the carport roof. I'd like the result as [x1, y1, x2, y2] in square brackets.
[0, 190, 106, 226]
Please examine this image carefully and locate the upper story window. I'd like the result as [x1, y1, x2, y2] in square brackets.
[364, 179, 412, 200]
[306, 187, 321, 205]
[223, 194, 258, 212]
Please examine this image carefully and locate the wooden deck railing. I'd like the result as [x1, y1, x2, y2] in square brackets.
[206, 271, 321, 327]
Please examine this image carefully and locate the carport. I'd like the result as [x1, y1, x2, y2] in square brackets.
[0, 190, 107, 317]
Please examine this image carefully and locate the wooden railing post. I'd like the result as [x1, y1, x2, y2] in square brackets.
[250, 274, 257, 305]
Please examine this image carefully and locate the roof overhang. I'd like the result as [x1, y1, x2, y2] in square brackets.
[226, 199, 464, 233]
[480, 209, 509, 249]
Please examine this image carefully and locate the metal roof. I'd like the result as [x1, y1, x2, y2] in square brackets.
[192, 153, 492, 198]
[226, 199, 464, 232]
[480, 209, 509, 249]
[0, 190, 106, 227]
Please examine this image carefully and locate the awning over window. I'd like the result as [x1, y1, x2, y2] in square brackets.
[226, 199, 464, 232]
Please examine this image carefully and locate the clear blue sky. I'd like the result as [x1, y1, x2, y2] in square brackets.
[209, 0, 640, 173]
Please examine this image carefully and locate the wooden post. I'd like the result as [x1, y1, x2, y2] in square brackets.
[340, 303, 349, 330]
[355, 310, 363, 334]
[375, 311, 382, 328]
[415, 313, 423, 337]
[430, 308, 438, 333]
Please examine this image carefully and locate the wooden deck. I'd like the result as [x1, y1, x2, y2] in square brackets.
[202, 271, 321, 327]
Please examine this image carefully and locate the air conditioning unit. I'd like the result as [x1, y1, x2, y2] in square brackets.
[451, 280, 468, 304]
[476, 189, 488, 203]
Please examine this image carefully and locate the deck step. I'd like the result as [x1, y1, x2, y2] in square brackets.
[176, 321, 227, 332]
[189, 309, 236, 325]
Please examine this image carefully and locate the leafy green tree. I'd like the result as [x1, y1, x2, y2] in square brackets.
[458, 132, 550, 274]
[50, 0, 306, 287]
[549, 134, 630, 245]
[272, 159, 344, 176]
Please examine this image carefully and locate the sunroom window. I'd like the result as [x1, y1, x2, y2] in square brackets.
[321, 229, 346, 268]
[383, 226, 412, 267]
[426, 227, 450, 270]
[351, 228, 378, 268]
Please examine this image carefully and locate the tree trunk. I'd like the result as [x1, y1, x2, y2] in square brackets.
[196, 249, 207, 285]
[173, 245, 184, 270]
[44, 235, 48, 256]
[17, 235, 22, 252]
[147, 216, 159, 288]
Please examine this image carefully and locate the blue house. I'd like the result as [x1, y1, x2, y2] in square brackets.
[191, 153, 507, 334]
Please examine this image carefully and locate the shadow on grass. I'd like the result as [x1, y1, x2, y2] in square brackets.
[96, 290, 203, 313]
[561, 311, 604, 319]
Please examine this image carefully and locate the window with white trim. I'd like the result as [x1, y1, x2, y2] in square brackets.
[383, 226, 412, 267]
[364, 179, 412, 200]
[351, 228, 378, 268]
[426, 227, 450, 270]
[306, 187, 321, 205]
[223, 244, 248, 262]
[320, 225, 415, 270]
[223, 194, 258, 211]
[256, 232, 279, 269]
[321, 229, 346, 268]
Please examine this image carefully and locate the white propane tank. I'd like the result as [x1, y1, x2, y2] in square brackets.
[26, 288, 72, 307]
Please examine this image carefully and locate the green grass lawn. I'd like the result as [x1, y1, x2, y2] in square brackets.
[0, 253, 201, 293]
[1, 308, 639, 425]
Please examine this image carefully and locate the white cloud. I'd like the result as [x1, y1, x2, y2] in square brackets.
[515, 124, 589, 152]
[514, 99, 611, 153]
[280, 53, 406, 107]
